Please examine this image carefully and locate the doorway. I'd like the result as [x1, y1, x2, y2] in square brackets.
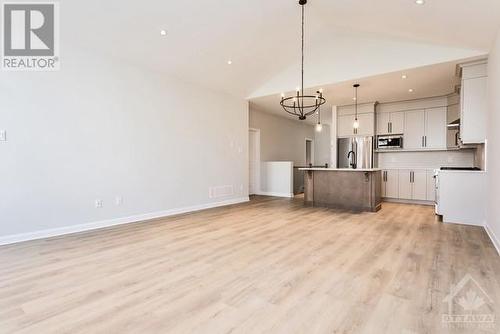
[249, 129, 260, 195]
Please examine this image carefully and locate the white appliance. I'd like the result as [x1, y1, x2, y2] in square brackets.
[433, 169, 441, 215]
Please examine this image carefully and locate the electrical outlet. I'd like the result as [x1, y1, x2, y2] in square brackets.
[0, 130, 6, 141]
[95, 199, 103, 208]
[115, 196, 123, 206]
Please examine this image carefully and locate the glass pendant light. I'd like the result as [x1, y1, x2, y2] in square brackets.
[353, 84, 360, 130]
[315, 95, 323, 132]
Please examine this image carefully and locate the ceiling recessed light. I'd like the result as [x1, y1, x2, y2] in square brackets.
[402, 74, 408, 79]
[160, 30, 167, 36]
[227, 60, 232, 65]
[352, 97, 357, 101]
[408, 88, 414, 93]
[415, 0, 425, 5]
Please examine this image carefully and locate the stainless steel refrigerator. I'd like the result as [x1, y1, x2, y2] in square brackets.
[337, 136, 374, 169]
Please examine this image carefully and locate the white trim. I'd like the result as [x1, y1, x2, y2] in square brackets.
[0, 197, 249, 246]
[485, 224, 500, 256]
[382, 198, 434, 206]
[249, 128, 261, 195]
[257, 191, 294, 198]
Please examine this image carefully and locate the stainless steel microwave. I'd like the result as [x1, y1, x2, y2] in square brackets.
[377, 135, 403, 150]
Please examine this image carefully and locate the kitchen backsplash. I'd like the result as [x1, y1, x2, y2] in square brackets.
[377, 150, 476, 169]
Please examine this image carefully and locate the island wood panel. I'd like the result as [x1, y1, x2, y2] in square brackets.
[305, 170, 382, 212]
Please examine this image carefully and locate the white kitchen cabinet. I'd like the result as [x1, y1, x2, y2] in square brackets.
[412, 170, 427, 200]
[376, 112, 405, 135]
[461, 75, 487, 144]
[338, 113, 374, 137]
[377, 113, 391, 135]
[398, 170, 413, 199]
[391, 112, 405, 134]
[426, 170, 436, 202]
[357, 113, 374, 136]
[404, 110, 425, 149]
[381, 170, 399, 198]
[403, 108, 447, 150]
[338, 115, 355, 137]
[398, 169, 428, 201]
[425, 107, 447, 149]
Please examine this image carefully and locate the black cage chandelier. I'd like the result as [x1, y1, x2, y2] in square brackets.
[280, 0, 326, 120]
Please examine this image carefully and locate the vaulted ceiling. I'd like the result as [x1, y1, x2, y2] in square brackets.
[63, 0, 500, 98]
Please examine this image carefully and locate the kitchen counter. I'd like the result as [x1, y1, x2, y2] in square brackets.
[302, 169, 382, 212]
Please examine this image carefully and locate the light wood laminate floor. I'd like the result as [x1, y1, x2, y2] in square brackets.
[1, 196, 499, 333]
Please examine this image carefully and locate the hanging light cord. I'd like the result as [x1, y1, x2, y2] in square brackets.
[301, 3, 304, 103]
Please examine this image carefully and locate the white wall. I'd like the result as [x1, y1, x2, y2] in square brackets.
[249, 108, 315, 165]
[0, 48, 248, 241]
[486, 29, 500, 253]
[260, 161, 294, 197]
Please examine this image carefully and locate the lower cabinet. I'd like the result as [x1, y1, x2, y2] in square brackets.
[381, 170, 399, 198]
[381, 168, 436, 203]
[397, 169, 428, 201]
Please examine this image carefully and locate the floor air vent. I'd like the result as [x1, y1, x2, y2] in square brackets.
[209, 185, 234, 199]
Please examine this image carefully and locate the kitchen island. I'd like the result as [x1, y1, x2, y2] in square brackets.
[299, 168, 382, 212]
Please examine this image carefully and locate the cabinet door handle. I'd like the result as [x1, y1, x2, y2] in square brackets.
[388, 123, 390, 134]
[425, 136, 427, 147]
[390, 122, 393, 133]
[422, 136, 425, 147]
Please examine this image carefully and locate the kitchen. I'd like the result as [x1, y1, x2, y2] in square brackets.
[251, 58, 488, 227]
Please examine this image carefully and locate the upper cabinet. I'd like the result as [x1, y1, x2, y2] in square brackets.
[404, 110, 426, 149]
[376, 111, 405, 135]
[404, 108, 447, 150]
[459, 61, 488, 144]
[376, 96, 448, 151]
[424, 107, 447, 149]
[337, 103, 376, 137]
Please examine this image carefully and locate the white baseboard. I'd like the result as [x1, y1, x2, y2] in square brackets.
[0, 197, 249, 246]
[256, 191, 294, 198]
[382, 198, 434, 206]
[485, 224, 500, 256]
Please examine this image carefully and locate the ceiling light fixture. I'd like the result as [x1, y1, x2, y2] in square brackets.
[402, 74, 408, 79]
[353, 84, 360, 130]
[415, 0, 425, 5]
[227, 60, 233, 65]
[408, 88, 414, 93]
[160, 30, 167, 36]
[280, 0, 326, 120]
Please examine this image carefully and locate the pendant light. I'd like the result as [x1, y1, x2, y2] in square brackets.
[353, 84, 360, 130]
[315, 104, 323, 132]
[280, 0, 326, 120]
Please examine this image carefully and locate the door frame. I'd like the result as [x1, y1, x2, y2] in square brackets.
[249, 128, 261, 195]
[305, 137, 314, 166]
